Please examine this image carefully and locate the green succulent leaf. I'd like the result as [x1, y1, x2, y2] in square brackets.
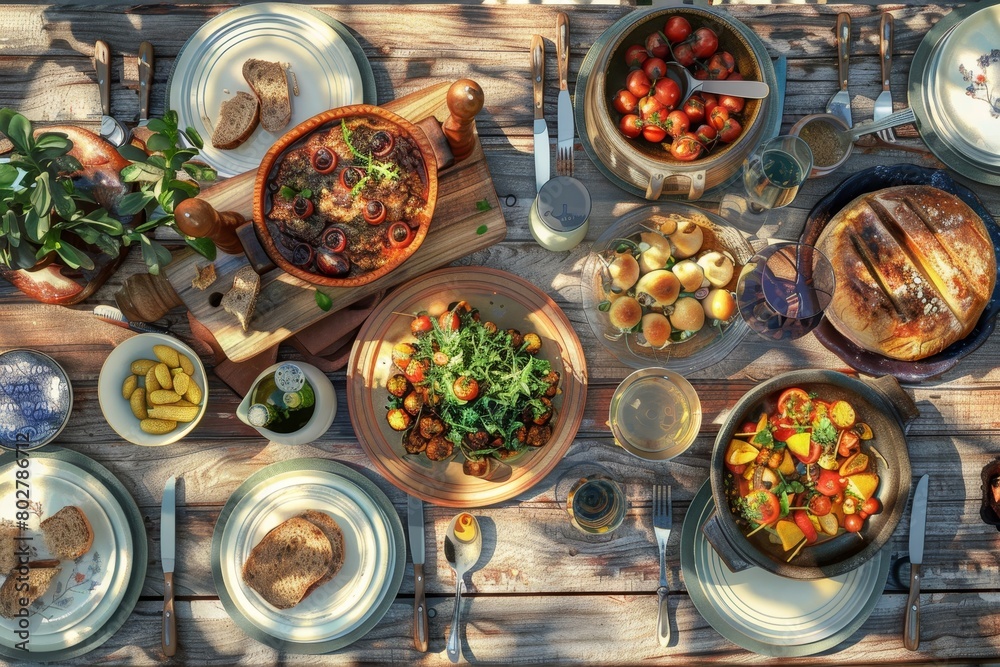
[138, 234, 173, 276]
[185, 235, 217, 260]
[145, 133, 173, 153]
[144, 118, 168, 134]
[182, 162, 216, 182]
[24, 208, 49, 243]
[117, 191, 155, 216]
[120, 162, 164, 183]
[116, 144, 150, 162]
[0, 164, 19, 189]
[315, 290, 333, 312]
[183, 127, 204, 149]
[31, 172, 53, 218]
[54, 240, 94, 270]
[5, 113, 32, 153]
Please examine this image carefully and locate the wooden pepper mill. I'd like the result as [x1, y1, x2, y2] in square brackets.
[443, 79, 485, 163]
[174, 197, 246, 255]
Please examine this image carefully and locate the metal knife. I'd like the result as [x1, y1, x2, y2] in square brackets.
[903, 474, 929, 651]
[138, 41, 154, 129]
[408, 495, 428, 652]
[161, 475, 177, 657]
[530, 34, 550, 192]
[555, 13, 573, 176]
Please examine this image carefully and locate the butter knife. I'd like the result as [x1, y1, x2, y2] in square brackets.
[531, 34, 550, 192]
[161, 475, 177, 657]
[555, 13, 573, 176]
[904, 474, 929, 651]
[408, 495, 428, 652]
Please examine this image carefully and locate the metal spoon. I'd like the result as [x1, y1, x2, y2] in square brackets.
[665, 61, 770, 106]
[444, 513, 482, 664]
[95, 40, 130, 147]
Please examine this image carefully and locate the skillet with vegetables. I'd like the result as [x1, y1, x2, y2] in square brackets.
[723, 387, 882, 562]
[383, 300, 561, 478]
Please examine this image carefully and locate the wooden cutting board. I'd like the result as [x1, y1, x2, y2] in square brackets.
[162, 82, 507, 363]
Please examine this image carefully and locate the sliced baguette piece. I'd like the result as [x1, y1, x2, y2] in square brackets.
[212, 91, 260, 150]
[0, 521, 19, 575]
[297, 510, 345, 588]
[0, 562, 61, 619]
[243, 59, 291, 133]
[221, 265, 261, 332]
[242, 516, 333, 610]
[40, 506, 93, 560]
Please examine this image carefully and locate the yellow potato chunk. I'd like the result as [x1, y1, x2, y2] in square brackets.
[153, 344, 180, 368]
[122, 375, 138, 401]
[178, 353, 195, 376]
[184, 379, 203, 406]
[140, 418, 177, 435]
[131, 359, 158, 375]
[129, 388, 148, 420]
[153, 363, 173, 390]
[148, 404, 200, 423]
[149, 390, 183, 405]
[173, 372, 190, 396]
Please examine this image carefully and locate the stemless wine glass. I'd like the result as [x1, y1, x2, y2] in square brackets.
[742, 135, 813, 212]
[736, 242, 836, 341]
[555, 464, 626, 534]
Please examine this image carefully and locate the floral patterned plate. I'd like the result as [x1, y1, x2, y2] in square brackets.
[0, 349, 72, 451]
[0, 448, 146, 662]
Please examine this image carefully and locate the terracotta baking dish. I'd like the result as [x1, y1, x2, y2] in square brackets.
[251, 104, 438, 288]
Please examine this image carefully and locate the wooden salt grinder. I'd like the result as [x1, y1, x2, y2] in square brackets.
[174, 197, 246, 255]
[442, 79, 484, 162]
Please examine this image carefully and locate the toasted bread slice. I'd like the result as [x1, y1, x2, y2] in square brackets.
[0, 562, 61, 619]
[221, 265, 260, 332]
[40, 506, 93, 560]
[0, 521, 19, 575]
[212, 91, 260, 150]
[242, 517, 333, 610]
[243, 59, 291, 133]
[297, 510, 345, 588]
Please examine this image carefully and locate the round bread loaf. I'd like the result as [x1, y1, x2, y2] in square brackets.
[815, 185, 996, 361]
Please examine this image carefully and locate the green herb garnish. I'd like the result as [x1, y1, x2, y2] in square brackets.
[341, 120, 400, 198]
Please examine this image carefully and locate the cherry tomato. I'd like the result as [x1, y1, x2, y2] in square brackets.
[725, 461, 748, 476]
[673, 42, 696, 67]
[292, 195, 314, 218]
[808, 494, 832, 517]
[728, 72, 744, 81]
[624, 44, 649, 68]
[816, 469, 848, 497]
[612, 88, 639, 115]
[691, 27, 719, 59]
[388, 221, 414, 248]
[771, 415, 798, 442]
[645, 32, 670, 60]
[694, 123, 717, 145]
[642, 57, 668, 82]
[778, 388, 813, 423]
[844, 514, 864, 533]
[719, 94, 745, 114]
[410, 315, 433, 336]
[809, 400, 830, 424]
[310, 146, 338, 174]
[439, 311, 461, 332]
[682, 95, 706, 124]
[363, 200, 387, 225]
[692, 67, 710, 81]
[626, 69, 652, 98]
[664, 16, 692, 44]
[371, 131, 395, 157]
[619, 114, 643, 139]
[642, 123, 667, 143]
[638, 95, 666, 120]
[453, 376, 480, 401]
[322, 226, 347, 253]
[701, 93, 719, 117]
[391, 342, 414, 368]
[708, 106, 729, 131]
[718, 117, 743, 143]
[861, 497, 882, 516]
[653, 77, 682, 109]
[707, 51, 736, 80]
[340, 166, 364, 190]
[669, 132, 703, 161]
[663, 110, 690, 139]
[793, 510, 818, 543]
[404, 358, 426, 384]
[744, 490, 781, 525]
[838, 430, 861, 457]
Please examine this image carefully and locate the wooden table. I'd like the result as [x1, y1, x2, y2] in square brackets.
[3, 3, 1000, 665]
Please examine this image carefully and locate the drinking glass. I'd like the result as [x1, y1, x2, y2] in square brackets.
[742, 135, 813, 212]
[555, 464, 626, 534]
[609, 368, 702, 461]
[736, 242, 836, 341]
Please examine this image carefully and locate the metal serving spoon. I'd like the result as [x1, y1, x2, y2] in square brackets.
[665, 61, 770, 106]
[95, 40, 130, 147]
[444, 513, 483, 664]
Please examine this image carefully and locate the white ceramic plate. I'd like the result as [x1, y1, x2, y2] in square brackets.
[167, 2, 376, 178]
[212, 459, 405, 653]
[97, 333, 208, 446]
[681, 480, 890, 656]
[0, 457, 132, 653]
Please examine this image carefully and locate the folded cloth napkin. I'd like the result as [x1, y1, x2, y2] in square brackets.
[187, 291, 384, 397]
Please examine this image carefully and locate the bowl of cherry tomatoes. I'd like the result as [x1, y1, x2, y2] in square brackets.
[578, 5, 777, 200]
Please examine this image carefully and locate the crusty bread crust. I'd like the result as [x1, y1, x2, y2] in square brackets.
[296, 510, 345, 589]
[816, 185, 996, 361]
[212, 91, 260, 150]
[243, 59, 291, 133]
[40, 506, 94, 560]
[242, 516, 333, 610]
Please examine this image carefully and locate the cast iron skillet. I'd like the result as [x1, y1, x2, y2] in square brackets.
[707, 370, 915, 580]
[800, 164, 1000, 381]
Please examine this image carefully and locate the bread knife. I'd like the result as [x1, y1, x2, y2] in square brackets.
[408, 494, 428, 651]
[161, 475, 177, 657]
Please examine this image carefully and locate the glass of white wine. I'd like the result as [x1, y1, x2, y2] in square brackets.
[555, 463, 626, 534]
[742, 135, 813, 212]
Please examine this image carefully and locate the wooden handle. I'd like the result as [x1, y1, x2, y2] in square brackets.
[115, 273, 183, 323]
[835, 13, 850, 91]
[442, 79, 484, 163]
[531, 35, 545, 121]
[236, 222, 276, 276]
[174, 197, 246, 255]
[95, 40, 111, 115]
[162, 571, 177, 657]
[903, 562, 922, 650]
[139, 41, 154, 121]
[556, 13, 569, 92]
[413, 563, 429, 652]
[880, 13, 893, 90]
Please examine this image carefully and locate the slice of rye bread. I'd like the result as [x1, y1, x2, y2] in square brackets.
[212, 91, 260, 150]
[40, 506, 93, 560]
[297, 510, 346, 588]
[221, 265, 260, 332]
[242, 59, 291, 133]
[0, 562, 61, 619]
[242, 516, 333, 610]
[0, 521, 19, 574]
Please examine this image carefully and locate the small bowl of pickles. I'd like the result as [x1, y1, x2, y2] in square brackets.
[581, 202, 754, 373]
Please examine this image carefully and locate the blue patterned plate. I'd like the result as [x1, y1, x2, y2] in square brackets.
[0, 349, 73, 451]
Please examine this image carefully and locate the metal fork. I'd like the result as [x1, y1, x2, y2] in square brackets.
[874, 13, 896, 142]
[653, 484, 673, 647]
